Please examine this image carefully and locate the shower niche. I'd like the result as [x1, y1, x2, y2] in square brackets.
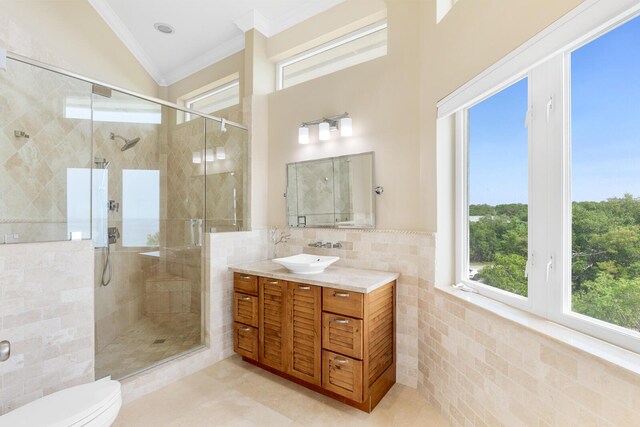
[0, 54, 249, 380]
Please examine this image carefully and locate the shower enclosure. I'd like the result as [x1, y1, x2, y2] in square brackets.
[0, 53, 248, 380]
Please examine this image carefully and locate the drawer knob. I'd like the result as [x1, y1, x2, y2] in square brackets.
[239, 326, 251, 332]
[334, 357, 349, 365]
[298, 285, 311, 291]
[266, 281, 279, 285]
[240, 275, 251, 280]
[239, 296, 251, 301]
[334, 292, 350, 298]
[334, 318, 350, 324]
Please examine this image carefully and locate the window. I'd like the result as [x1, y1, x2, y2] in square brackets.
[451, 3, 640, 354]
[467, 78, 529, 299]
[122, 169, 159, 247]
[276, 21, 387, 90]
[184, 79, 239, 122]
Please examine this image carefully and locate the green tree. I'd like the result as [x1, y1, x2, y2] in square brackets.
[475, 254, 527, 297]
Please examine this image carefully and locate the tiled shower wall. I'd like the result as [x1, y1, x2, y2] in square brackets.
[0, 240, 94, 414]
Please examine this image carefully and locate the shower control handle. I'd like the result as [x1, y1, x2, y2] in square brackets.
[0, 340, 10, 362]
[108, 227, 120, 245]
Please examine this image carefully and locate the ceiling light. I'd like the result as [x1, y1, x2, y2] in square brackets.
[154, 23, 175, 34]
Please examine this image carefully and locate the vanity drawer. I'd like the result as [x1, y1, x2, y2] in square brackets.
[323, 288, 364, 318]
[234, 273, 258, 295]
[322, 313, 363, 359]
[234, 322, 259, 361]
[233, 292, 258, 327]
[322, 350, 363, 402]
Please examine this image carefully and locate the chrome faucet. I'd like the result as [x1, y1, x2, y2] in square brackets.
[308, 241, 323, 247]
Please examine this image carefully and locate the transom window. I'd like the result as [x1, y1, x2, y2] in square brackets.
[184, 79, 239, 122]
[276, 21, 387, 90]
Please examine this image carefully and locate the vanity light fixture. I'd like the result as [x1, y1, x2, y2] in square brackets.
[318, 122, 330, 141]
[298, 126, 310, 144]
[297, 113, 351, 144]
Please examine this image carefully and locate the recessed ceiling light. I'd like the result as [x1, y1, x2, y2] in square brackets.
[154, 23, 175, 34]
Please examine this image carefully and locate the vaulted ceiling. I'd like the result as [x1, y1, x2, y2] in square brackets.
[88, 0, 345, 86]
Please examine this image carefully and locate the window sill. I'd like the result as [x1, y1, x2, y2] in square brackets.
[435, 284, 640, 378]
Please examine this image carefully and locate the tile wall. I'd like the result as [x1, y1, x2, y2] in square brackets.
[417, 282, 640, 426]
[0, 240, 94, 414]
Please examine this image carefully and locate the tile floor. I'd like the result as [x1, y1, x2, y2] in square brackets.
[96, 314, 202, 380]
[114, 355, 450, 426]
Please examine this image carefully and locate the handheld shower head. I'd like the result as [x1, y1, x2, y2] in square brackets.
[110, 132, 140, 151]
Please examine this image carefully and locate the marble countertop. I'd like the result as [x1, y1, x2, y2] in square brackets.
[229, 260, 399, 294]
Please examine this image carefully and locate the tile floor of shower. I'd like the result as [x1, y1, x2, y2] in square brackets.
[95, 313, 201, 380]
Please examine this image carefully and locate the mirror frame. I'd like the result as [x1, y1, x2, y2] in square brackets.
[285, 151, 375, 229]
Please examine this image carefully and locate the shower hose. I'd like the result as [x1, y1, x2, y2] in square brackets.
[101, 244, 112, 286]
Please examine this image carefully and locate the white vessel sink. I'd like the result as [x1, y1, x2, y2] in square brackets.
[272, 254, 339, 275]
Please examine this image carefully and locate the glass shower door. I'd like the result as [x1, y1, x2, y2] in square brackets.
[93, 89, 205, 380]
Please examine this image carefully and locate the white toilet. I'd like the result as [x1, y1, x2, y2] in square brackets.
[0, 378, 121, 427]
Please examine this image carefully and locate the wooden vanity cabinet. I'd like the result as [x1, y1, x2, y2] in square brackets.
[232, 273, 259, 361]
[232, 272, 395, 413]
[287, 282, 322, 386]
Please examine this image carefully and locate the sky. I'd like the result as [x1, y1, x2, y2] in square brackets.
[469, 14, 640, 206]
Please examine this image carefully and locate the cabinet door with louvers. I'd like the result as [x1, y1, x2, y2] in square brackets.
[287, 282, 321, 386]
[259, 277, 287, 371]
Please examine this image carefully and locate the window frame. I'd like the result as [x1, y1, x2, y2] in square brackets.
[453, 2, 640, 354]
[275, 20, 388, 91]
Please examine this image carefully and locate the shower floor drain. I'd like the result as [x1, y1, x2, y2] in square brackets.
[153, 339, 166, 344]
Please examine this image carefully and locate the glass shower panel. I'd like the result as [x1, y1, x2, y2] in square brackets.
[93, 90, 205, 380]
[0, 58, 92, 244]
[204, 118, 248, 232]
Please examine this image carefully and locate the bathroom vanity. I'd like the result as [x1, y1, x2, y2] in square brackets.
[229, 260, 398, 412]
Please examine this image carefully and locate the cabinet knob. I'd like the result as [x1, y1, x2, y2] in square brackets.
[265, 281, 279, 285]
[239, 296, 251, 301]
[334, 291, 350, 298]
[334, 318, 350, 325]
[333, 356, 349, 365]
[240, 275, 251, 280]
[239, 326, 251, 332]
[298, 285, 311, 291]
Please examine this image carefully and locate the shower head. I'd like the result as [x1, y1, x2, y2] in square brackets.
[110, 132, 140, 152]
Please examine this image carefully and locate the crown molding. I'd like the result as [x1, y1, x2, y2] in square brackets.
[163, 34, 245, 86]
[234, 9, 271, 36]
[268, 0, 345, 36]
[88, 0, 166, 85]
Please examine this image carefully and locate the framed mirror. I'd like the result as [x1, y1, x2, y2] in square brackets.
[286, 152, 375, 228]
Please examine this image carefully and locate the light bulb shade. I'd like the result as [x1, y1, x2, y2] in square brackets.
[298, 126, 309, 144]
[340, 117, 352, 137]
[319, 121, 330, 141]
[192, 151, 202, 164]
[216, 147, 226, 160]
[205, 149, 215, 162]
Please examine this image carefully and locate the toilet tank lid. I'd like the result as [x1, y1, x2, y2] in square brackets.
[0, 379, 121, 427]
